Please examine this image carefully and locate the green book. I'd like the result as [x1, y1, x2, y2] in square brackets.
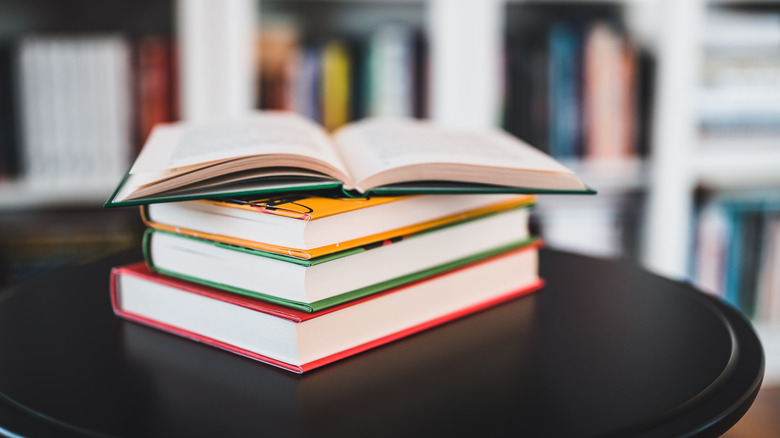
[143, 206, 538, 312]
[105, 111, 594, 207]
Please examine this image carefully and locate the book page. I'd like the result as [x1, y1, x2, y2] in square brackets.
[332, 118, 574, 189]
[130, 111, 350, 176]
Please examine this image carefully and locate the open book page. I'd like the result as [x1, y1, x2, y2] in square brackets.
[130, 111, 351, 178]
[332, 118, 577, 191]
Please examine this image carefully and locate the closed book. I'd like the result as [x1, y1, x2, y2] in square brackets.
[144, 206, 535, 312]
[583, 23, 636, 161]
[143, 193, 535, 260]
[134, 37, 175, 152]
[548, 23, 583, 160]
[366, 24, 415, 118]
[111, 243, 542, 373]
[321, 41, 351, 130]
[0, 43, 19, 179]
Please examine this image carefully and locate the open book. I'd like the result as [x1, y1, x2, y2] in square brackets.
[106, 111, 592, 206]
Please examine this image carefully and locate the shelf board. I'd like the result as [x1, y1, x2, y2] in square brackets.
[561, 157, 648, 193]
[0, 179, 116, 209]
[694, 140, 780, 188]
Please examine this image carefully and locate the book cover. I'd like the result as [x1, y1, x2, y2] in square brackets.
[111, 243, 543, 373]
[142, 193, 536, 259]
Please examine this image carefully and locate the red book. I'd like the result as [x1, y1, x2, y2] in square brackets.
[111, 243, 543, 373]
[134, 37, 176, 151]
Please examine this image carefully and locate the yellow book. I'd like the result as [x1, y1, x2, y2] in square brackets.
[142, 193, 535, 259]
[321, 41, 350, 131]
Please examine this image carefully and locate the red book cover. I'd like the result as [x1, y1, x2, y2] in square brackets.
[111, 243, 543, 373]
[134, 37, 176, 152]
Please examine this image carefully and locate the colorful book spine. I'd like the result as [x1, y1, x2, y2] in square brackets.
[321, 41, 351, 131]
[548, 23, 582, 159]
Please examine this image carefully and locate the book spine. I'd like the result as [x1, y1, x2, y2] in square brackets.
[0, 42, 19, 179]
[321, 41, 351, 131]
[134, 37, 175, 153]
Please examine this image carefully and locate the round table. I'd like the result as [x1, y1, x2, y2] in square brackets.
[0, 248, 764, 437]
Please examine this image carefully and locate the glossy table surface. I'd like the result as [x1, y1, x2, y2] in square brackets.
[0, 248, 764, 437]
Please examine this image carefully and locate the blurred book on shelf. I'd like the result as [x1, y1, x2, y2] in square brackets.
[547, 22, 583, 159]
[321, 40, 351, 131]
[693, 190, 780, 323]
[364, 24, 418, 119]
[17, 36, 133, 187]
[532, 192, 643, 261]
[133, 36, 178, 153]
[256, 15, 426, 130]
[583, 23, 636, 161]
[699, 8, 780, 144]
[0, 34, 178, 193]
[502, 4, 646, 263]
[503, 4, 642, 164]
[256, 19, 299, 112]
[0, 43, 19, 181]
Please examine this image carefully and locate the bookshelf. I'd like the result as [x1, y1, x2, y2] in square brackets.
[642, 0, 780, 385]
[0, 0, 176, 208]
[0, 0, 645, 208]
[0, 0, 176, 286]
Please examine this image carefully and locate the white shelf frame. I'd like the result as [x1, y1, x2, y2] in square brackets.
[694, 146, 780, 189]
[176, 0, 256, 122]
[641, 0, 705, 280]
[428, 0, 503, 130]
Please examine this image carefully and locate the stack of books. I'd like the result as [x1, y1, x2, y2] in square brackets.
[112, 193, 540, 372]
[107, 111, 590, 373]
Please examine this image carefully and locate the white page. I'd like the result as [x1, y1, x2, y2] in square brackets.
[332, 117, 575, 189]
[130, 112, 349, 176]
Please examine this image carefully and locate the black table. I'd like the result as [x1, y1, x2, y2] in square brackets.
[0, 248, 764, 437]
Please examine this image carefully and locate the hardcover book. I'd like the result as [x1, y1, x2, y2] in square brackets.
[144, 206, 535, 312]
[105, 111, 593, 206]
[111, 242, 543, 373]
[142, 192, 535, 260]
